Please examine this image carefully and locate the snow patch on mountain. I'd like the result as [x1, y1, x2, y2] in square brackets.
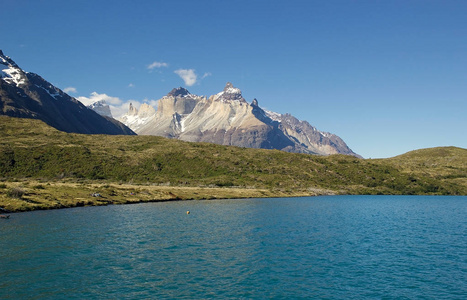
[1, 51, 27, 87]
[34, 84, 61, 100]
[0, 49, 135, 135]
[264, 110, 282, 122]
[1, 53, 28, 87]
[118, 82, 360, 157]
[119, 103, 156, 131]
[214, 82, 246, 103]
[121, 114, 152, 127]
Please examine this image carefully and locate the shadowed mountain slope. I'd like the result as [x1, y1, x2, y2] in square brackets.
[0, 50, 134, 135]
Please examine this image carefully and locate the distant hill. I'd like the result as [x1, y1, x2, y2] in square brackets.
[0, 50, 134, 135]
[1, 116, 465, 196]
[119, 83, 360, 157]
[374, 147, 467, 192]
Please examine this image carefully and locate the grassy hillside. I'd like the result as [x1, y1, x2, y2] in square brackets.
[373, 147, 467, 193]
[1, 116, 466, 212]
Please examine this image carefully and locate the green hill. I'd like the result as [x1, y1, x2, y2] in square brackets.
[1, 116, 466, 211]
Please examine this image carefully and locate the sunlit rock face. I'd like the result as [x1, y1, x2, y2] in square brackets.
[120, 82, 360, 157]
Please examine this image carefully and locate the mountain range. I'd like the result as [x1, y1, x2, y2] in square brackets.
[0, 50, 134, 135]
[119, 83, 360, 157]
[1, 50, 358, 156]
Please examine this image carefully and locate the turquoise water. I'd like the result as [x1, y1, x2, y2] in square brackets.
[1, 195, 466, 299]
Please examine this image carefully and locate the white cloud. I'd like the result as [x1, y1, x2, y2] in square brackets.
[147, 61, 168, 69]
[77, 92, 123, 106]
[63, 87, 77, 94]
[128, 83, 135, 88]
[174, 69, 197, 86]
[202, 72, 212, 79]
[77, 93, 160, 119]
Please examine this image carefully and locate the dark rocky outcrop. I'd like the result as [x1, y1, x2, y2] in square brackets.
[0, 50, 134, 135]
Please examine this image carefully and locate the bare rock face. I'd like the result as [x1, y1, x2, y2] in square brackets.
[118, 103, 156, 133]
[213, 82, 245, 102]
[87, 100, 112, 118]
[119, 82, 360, 157]
[272, 113, 358, 156]
[137, 103, 156, 118]
[128, 103, 138, 116]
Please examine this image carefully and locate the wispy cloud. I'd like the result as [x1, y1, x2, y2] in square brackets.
[128, 83, 135, 88]
[174, 69, 197, 86]
[202, 72, 212, 79]
[147, 61, 168, 70]
[63, 87, 77, 94]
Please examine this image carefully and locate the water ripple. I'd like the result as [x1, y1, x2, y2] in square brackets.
[0, 195, 466, 299]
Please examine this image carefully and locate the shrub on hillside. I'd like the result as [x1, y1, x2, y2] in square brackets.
[7, 187, 26, 199]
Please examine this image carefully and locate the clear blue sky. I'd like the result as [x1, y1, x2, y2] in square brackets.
[2, 0, 466, 158]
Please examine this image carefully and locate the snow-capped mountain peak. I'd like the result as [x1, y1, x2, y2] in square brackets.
[1, 50, 28, 87]
[214, 82, 245, 102]
[0, 50, 135, 135]
[167, 87, 192, 98]
[87, 100, 113, 118]
[119, 82, 360, 157]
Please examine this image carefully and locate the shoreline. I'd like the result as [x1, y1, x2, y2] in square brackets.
[0, 180, 334, 213]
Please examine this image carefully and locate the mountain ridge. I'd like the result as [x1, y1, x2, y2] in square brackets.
[119, 82, 360, 157]
[0, 50, 134, 135]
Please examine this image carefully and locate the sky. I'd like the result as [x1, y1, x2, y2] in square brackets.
[1, 0, 466, 158]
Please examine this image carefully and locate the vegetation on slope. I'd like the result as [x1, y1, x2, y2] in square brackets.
[1, 116, 466, 211]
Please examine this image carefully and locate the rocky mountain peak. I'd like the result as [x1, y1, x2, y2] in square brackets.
[215, 82, 245, 102]
[0, 52, 21, 71]
[138, 103, 156, 118]
[89, 99, 106, 106]
[0, 50, 135, 135]
[87, 100, 113, 118]
[167, 87, 191, 97]
[1, 50, 27, 86]
[128, 103, 138, 116]
[223, 82, 241, 94]
[118, 81, 360, 157]
[0, 50, 16, 67]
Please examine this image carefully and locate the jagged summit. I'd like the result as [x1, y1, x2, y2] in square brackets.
[214, 82, 245, 102]
[0, 50, 18, 67]
[167, 87, 191, 97]
[223, 82, 240, 93]
[87, 100, 113, 118]
[1, 50, 28, 87]
[138, 103, 157, 118]
[128, 103, 138, 116]
[119, 82, 360, 157]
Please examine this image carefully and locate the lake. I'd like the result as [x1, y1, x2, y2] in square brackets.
[1, 195, 466, 299]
